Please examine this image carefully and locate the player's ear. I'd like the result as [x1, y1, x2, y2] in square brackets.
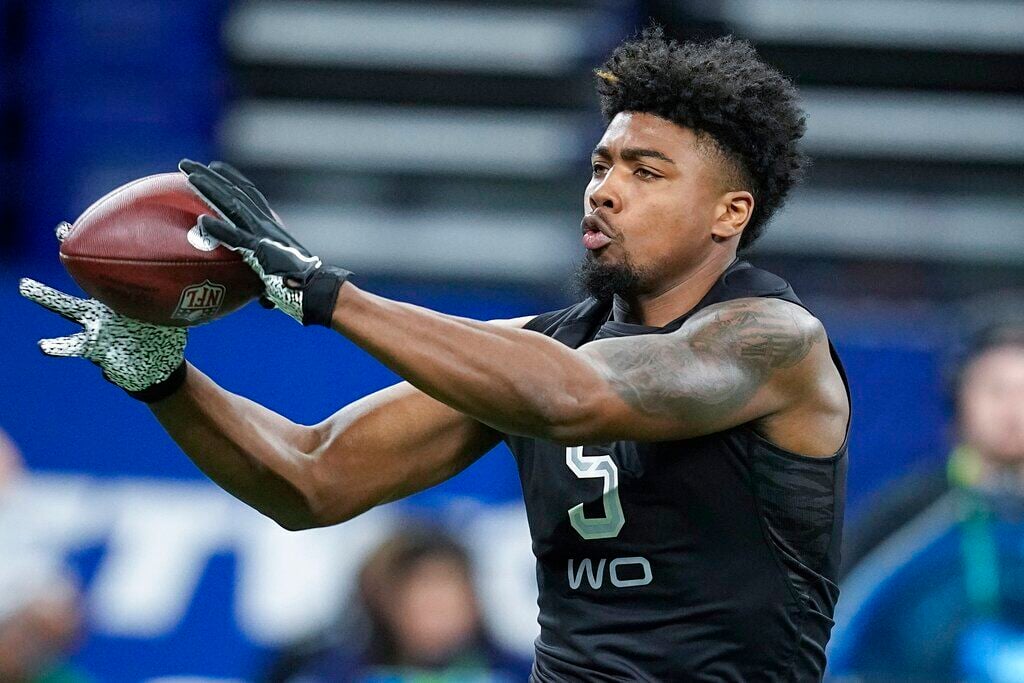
[710, 190, 753, 243]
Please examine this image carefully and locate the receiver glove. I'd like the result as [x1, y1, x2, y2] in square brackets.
[19, 278, 187, 402]
[19, 222, 186, 401]
[179, 159, 351, 327]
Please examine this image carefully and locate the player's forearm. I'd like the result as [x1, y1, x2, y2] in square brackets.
[331, 284, 610, 440]
[148, 364, 323, 530]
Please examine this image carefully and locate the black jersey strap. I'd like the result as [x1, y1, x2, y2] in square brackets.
[597, 259, 798, 339]
[522, 298, 610, 348]
[523, 259, 802, 346]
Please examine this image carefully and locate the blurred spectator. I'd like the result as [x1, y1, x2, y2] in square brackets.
[832, 324, 1024, 682]
[266, 526, 532, 683]
[0, 429, 91, 683]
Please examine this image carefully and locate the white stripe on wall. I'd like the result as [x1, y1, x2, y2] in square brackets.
[720, 0, 1024, 53]
[225, 0, 603, 74]
[221, 102, 585, 176]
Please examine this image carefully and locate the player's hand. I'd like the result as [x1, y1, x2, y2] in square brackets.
[178, 159, 351, 327]
[19, 275, 187, 402]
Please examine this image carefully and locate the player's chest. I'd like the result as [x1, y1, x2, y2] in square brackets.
[506, 434, 751, 550]
[508, 437, 706, 540]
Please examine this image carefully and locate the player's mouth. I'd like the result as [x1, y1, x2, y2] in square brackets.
[581, 213, 613, 251]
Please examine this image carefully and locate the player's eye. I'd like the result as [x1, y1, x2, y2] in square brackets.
[634, 167, 659, 180]
[592, 163, 608, 176]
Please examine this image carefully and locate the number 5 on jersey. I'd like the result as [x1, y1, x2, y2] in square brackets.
[566, 446, 625, 540]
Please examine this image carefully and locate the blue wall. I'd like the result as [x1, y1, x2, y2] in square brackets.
[10, 1, 227, 256]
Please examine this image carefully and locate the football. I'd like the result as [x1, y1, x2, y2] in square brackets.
[59, 172, 263, 326]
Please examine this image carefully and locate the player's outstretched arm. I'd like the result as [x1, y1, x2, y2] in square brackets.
[19, 278, 509, 530]
[149, 316, 532, 528]
[21, 269, 515, 529]
[149, 367, 503, 529]
[331, 288, 847, 453]
[13, 293, 507, 531]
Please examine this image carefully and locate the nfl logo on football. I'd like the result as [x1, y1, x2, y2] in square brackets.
[173, 280, 227, 324]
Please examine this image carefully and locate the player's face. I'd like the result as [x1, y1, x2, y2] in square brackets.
[582, 112, 734, 295]
[960, 346, 1024, 464]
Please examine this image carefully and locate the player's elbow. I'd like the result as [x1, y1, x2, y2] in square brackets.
[274, 502, 363, 531]
[268, 477, 344, 532]
[272, 510, 322, 532]
[304, 497, 364, 529]
[298, 427, 373, 529]
[534, 385, 615, 445]
[279, 484, 360, 531]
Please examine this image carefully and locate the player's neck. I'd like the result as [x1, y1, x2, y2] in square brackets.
[619, 252, 736, 328]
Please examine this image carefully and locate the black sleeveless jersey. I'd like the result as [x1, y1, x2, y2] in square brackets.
[506, 259, 850, 682]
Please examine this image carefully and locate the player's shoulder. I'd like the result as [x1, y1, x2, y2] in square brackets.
[681, 297, 827, 369]
[689, 296, 823, 332]
[679, 259, 823, 342]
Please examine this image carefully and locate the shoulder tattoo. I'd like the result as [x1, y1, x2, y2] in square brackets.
[690, 299, 819, 370]
[587, 299, 823, 419]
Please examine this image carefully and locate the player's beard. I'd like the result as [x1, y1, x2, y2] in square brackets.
[572, 251, 646, 303]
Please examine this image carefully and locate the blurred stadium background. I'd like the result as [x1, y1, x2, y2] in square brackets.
[0, 0, 1021, 680]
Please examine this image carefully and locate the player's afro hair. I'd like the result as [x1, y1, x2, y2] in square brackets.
[595, 27, 808, 249]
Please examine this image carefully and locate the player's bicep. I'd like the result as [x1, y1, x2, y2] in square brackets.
[578, 298, 824, 441]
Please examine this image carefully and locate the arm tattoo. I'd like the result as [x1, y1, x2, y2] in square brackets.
[587, 299, 821, 422]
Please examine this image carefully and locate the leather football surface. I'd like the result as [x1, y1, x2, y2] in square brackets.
[59, 173, 263, 326]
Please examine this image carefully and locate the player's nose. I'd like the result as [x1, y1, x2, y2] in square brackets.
[588, 177, 621, 213]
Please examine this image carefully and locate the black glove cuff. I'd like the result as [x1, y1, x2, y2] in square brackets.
[126, 362, 189, 403]
[302, 266, 352, 327]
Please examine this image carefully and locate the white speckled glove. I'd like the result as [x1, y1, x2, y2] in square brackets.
[19, 278, 188, 402]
